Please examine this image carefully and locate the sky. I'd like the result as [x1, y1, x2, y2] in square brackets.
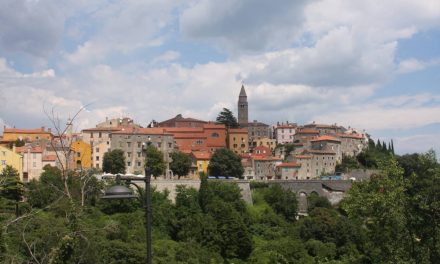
[0, 0, 439, 155]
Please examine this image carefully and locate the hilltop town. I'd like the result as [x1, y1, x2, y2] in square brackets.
[0, 85, 369, 182]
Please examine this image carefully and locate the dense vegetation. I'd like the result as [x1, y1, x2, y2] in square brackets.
[1, 149, 439, 263]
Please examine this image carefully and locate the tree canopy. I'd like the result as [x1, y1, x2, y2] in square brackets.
[208, 148, 244, 178]
[144, 145, 166, 178]
[169, 151, 192, 179]
[216, 108, 239, 128]
[102, 149, 126, 174]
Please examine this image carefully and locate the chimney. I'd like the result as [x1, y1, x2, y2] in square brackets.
[41, 126, 45, 131]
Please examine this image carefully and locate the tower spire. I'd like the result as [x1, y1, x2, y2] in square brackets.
[237, 84, 248, 125]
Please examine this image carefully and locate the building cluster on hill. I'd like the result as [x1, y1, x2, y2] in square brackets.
[0, 85, 368, 182]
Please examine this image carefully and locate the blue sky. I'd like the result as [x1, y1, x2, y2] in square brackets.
[0, 0, 439, 155]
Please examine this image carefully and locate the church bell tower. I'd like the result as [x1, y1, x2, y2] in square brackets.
[238, 84, 248, 126]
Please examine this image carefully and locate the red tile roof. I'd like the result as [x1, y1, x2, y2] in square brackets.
[338, 133, 364, 139]
[296, 129, 319, 134]
[15, 146, 43, 153]
[294, 155, 312, 159]
[191, 151, 212, 160]
[252, 155, 282, 161]
[277, 162, 301, 168]
[42, 155, 57, 161]
[4, 128, 52, 134]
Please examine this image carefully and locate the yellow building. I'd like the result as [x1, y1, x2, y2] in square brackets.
[3, 127, 53, 142]
[190, 151, 211, 178]
[227, 128, 249, 154]
[0, 145, 23, 180]
[252, 137, 277, 151]
[71, 141, 92, 169]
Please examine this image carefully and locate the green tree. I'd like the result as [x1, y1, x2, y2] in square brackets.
[145, 145, 166, 179]
[335, 155, 360, 173]
[263, 184, 298, 221]
[0, 165, 24, 216]
[102, 149, 126, 174]
[216, 108, 239, 128]
[169, 151, 192, 179]
[208, 148, 244, 178]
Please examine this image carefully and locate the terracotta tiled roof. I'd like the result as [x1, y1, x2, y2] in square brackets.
[4, 128, 52, 134]
[158, 115, 207, 125]
[310, 135, 341, 142]
[253, 146, 272, 156]
[15, 146, 43, 153]
[277, 162, 301, 168]
[42, 155, 57, 161]
[296, 129, 319, 134]
[191, 151, 212, 160]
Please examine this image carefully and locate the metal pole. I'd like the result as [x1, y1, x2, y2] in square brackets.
[144, 167, 152, 264]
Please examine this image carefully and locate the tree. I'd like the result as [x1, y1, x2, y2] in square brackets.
[145, 145, 166, 179]
[216, 108, 239, 128]
[208, 148, 244, 178]
[0, 165, 24, 216]
[102, 149, 126, 174]
[263, 184, 298, 221]
[169, 151, 192, 179]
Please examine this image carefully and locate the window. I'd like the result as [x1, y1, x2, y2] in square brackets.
[138, 142, 141, 148]
[96, 164, 100, 168]
[90, 133, 94, 138]
[137, 152, 141, 158]
[195, 140, 203, 145]
[127, 161, 131, 166]
[169, 143, 172, 148]
[127, 142, 131, 147]
[137, 162, 141, 167]
[211, 133, 219, 137]
[99, 132, 102, 138]
[157, 142, 161, 148]
[96, 156, 99, 161]
[33, 162, 36, 168]
[77, 153, 80, 158]
[107, 141, 110, 145]
[96, 147, 99, 153]
[127, 152, 131, 158]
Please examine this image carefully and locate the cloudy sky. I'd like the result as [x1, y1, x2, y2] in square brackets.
[0, 0, 439, 155]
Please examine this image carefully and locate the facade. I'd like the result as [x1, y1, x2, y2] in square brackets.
[163, 124, 227, 153]
[15, 146, 43, 182]
[276, 162, 301, 180]
[227, 128, 249, 154]
[293, 150, 337, 179]
[293, 128, 320, 145]
[310, 135, 342, 162]
[252, 137, 277, 151]
[190, 151, 211, 178]
[82, 127, 121, 169]
[237, 85, 249, 125]
[338, 133, 367, 157]
[110, 128, 175, 176]
[3, 127, 53, 142]
[273, 122, 297, 144]
[252, 156, 283, 180]
[0, 145, 23, 180]
[71, 141, 92, 169]
[158, 114, 207, 128]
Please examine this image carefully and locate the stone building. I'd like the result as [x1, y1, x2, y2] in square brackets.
[82, 127, 122, 169]
[293, 128, 320, 145]
[338, 133, 367, 157]
[292, 149, 337, 179]
[237, 84, 248, 126]
[110, 127, 175, 177]
[310, 135, 342, 162]
[276, 162, 301, 180]
[303, 123, 346, 135]
[252, 155, 282, 180]
[96, 117, 141, 129]
[15, 146, 43, 182]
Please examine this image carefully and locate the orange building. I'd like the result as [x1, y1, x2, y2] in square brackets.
[162, 123, 227, 153]
[3, 127, 53, 142]
[71, 141, 92, 169]
[227, 128, 249, 154]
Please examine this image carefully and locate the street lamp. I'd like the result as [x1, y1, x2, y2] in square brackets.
[102, 140, 153, 264]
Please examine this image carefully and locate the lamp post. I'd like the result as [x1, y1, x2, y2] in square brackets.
[102, 140, 152, 264]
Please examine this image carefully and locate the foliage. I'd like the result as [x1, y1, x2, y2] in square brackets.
[169, 151, 192, 179]
[263, 184, 298, 221]
[335, 155, 360, 173]
[208, 148, 244, 178]
[307, 192, 332, 212]
[102, 149, 126, 174]
[216, 107, 239, 128]
[0, 165, 24, 202]
[145, 145, 166, 178]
